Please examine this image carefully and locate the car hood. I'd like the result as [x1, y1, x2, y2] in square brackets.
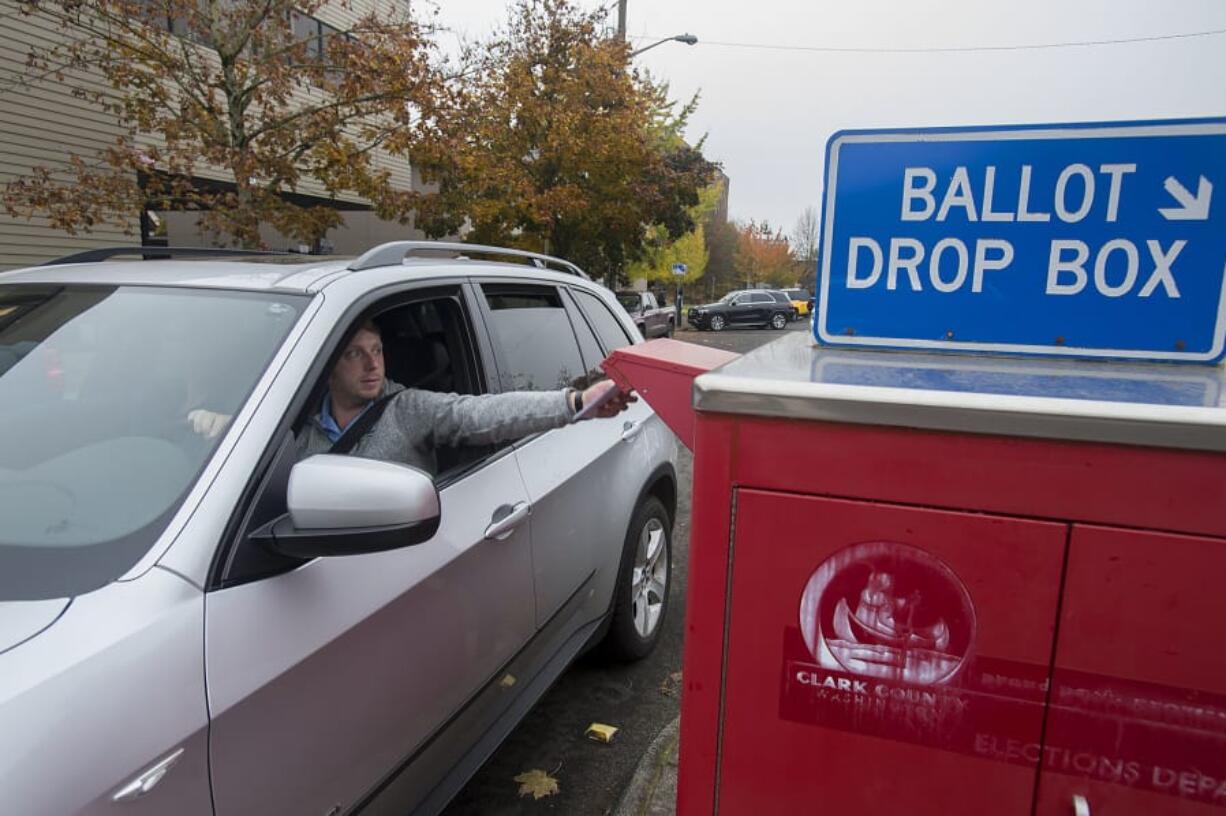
[692, 302, 725, 310]
[0, 597, 69, 654]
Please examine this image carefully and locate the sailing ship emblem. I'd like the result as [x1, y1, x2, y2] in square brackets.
[800, 542, 975, 686]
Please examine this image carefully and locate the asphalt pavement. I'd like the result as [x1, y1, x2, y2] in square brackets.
[440, 320, 806, 816]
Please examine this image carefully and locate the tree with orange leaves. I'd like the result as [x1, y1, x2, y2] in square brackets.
[410, 0, 716, 282]
[733, 220, 793, 289]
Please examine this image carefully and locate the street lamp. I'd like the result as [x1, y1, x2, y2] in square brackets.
[630, 33, 697, 57]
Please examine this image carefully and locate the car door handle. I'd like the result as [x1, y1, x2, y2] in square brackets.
[621, 419, 644, 442]
[112, 748, 184, 802]
[484, 502, 530, 541]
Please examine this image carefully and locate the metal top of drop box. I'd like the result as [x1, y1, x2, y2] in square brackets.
[693, 331, 1226, 452]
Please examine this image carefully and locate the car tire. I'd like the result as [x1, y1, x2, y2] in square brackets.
[666, 320, 675, 338]
[710, 314, 726, 332]
[770, 312, 788, 330]
[597, 496, 672, 662]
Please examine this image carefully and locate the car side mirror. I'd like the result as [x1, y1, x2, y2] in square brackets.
[251, 454, 440, 559]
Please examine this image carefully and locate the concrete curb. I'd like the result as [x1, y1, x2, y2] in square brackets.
[613, 715, 680, 816]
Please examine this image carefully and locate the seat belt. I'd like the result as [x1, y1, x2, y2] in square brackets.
[329, 393, 396, 455]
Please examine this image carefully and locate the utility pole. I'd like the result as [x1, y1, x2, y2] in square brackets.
[617, 0, 626, 41]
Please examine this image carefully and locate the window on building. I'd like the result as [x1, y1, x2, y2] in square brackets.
[291, 10, 323, 60]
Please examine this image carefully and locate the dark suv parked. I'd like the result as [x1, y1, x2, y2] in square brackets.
[687, 289, 793, 331]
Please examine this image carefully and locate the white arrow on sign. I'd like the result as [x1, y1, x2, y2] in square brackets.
[1158, 175, 1213, 221]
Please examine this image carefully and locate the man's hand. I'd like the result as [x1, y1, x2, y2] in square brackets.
[575, 381, 637, 420]
[187, 408, 232, 439]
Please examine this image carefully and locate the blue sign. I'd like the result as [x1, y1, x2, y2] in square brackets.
[672, 262, 688, 276]
[816, 118, 1226, 363]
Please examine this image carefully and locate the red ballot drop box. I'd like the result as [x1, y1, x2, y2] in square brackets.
[605, 334, 1226, 815]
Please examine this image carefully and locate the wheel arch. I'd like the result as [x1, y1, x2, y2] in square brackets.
[641, 462, 678, 528]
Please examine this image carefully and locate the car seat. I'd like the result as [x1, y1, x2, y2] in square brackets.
[378, 306, 452, 392]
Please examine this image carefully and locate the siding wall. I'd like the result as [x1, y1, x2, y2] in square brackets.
[0, 0, 418, 270]
[0, 0, 138, 270]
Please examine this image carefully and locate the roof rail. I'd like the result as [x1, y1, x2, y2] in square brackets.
[348, 241, 589, 279]
[41, 246, 292, 266]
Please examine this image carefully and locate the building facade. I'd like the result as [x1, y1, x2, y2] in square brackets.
[0, 0, 427, 271]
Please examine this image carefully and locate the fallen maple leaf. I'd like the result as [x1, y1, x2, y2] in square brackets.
[659, 671, 683, 697]
[514, 769, 560, 800]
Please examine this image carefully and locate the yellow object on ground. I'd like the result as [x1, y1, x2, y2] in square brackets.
[585, 723, 619, 744]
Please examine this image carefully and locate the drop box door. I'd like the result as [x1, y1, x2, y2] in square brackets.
[1035, 525, 1226, 815]
[716, 489, 1067, 815]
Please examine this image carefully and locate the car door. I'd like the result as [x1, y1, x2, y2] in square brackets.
[641, 292, 662, 337]
[204, 289, 538, 815]
[472, 280, 631, 628]
[730, 293, 758, 326]
[722, 295, 744, 326]
[752, 291, 775, 324]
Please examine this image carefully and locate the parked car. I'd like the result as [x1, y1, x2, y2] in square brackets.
[782, 287, 811, 318]
[0, 242, 679, 816]
[764, 289, 800, 322]
[687, 289, 793, 331]
[615, 289, 675, 338]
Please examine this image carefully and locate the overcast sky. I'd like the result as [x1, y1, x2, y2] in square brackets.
[433, 0, 1226, 237]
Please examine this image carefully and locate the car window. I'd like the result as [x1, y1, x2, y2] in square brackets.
[768, 292, 789, 303]
[615, 292, 640, 311]
[0, 284, 305, 601]
[378, 296, 478, 396]
[747, 293, 768, 304]
[482, 285, 586, 391]
[571, 288, 633, 353]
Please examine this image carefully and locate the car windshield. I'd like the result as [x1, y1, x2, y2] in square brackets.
[718, 292, 741, 303]
[615, 293, 641, 310]
[0, 284, 305, 600]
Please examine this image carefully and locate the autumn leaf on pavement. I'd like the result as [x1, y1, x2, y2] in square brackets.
[513, 769, 560, 800]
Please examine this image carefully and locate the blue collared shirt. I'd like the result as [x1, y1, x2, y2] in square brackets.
[319, 393, 373, 444]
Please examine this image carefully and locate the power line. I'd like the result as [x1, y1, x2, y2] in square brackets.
[631, 26, 1226, 54]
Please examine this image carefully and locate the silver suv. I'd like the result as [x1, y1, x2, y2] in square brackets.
[0, 242, 678, 815]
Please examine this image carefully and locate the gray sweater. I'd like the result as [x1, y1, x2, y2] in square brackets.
[296, 380, 574, 473]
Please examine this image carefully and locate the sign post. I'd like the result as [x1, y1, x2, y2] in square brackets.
[816, 118, 1226, 363]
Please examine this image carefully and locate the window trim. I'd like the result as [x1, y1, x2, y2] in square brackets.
[568, 285, 635, 356]
[558, 287, 607, 376]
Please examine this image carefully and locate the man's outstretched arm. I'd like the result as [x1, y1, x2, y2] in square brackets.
[407, 383, 633, 448]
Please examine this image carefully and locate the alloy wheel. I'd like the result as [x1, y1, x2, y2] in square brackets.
[631, 518, 668, 638]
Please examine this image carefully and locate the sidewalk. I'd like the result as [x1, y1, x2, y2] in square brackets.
[613, 715, 680, 816]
